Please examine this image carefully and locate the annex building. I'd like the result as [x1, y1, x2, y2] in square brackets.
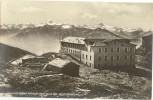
[60, 37, 136, 69]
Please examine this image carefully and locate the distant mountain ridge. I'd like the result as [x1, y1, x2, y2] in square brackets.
[1, 20, 152, 39]
[0, 21, 152, 55]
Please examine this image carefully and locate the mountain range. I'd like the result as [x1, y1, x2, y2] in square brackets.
[0, 21, 152, 55]
[1, 21, 152, 38]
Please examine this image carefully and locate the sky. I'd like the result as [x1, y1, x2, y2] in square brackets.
[1, 0, 153, 30]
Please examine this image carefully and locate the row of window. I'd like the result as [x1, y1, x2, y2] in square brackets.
[99, 55, 134, 61]
[85, 62, 92, 67]
[62, 42, 83, 50]
[99, 47, 134, 53]
[82, 54, 134, 61]
[96, 62, 134, 68]
[67, 49, 79, 54]
[82, 54, 92, 60]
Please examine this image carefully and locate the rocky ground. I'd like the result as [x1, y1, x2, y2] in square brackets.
[0, 53, 151, 99]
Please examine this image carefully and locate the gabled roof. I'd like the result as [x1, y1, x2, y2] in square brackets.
[48, 58, 70, 68]
[61, 37, 86, 44]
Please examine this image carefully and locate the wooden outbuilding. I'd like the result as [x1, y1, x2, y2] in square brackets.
[44, 58, 80, 77]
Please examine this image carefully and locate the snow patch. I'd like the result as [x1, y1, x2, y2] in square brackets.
[62, 24, 72, 29]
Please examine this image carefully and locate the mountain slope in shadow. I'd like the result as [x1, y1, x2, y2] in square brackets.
[0, 43, 33, 62]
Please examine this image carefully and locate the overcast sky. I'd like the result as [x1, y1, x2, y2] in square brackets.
[1, 0, 153, 30]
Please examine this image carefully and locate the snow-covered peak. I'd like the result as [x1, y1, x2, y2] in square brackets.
[35, 23, 46, 27]
[0, 25, 7, 29]
[45, 20, 61, 26]
[93, 23, 116, 32]
[82, 24, 89, 29]
[122, 27, 143, 33]
[46, 20, 56, 25]
[61, 24, 72, 29]
[97, 23, 105, 27]
[76, 24, 96, 30]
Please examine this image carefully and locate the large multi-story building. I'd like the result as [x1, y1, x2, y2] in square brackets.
[60, 37, 136, 69]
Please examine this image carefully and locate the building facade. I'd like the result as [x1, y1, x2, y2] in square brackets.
[60, 37, 136, 69]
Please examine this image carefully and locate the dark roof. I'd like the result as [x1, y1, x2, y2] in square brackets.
[61, 37, 136, 46]
[93, 41, 107, 46]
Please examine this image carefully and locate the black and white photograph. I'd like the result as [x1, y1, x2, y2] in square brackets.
[0, 0, 152, 99]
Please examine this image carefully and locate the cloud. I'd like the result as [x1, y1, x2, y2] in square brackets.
[92, 2, 143, 15]
[81, 13, 99, 19]
[17, 7, 44, 13]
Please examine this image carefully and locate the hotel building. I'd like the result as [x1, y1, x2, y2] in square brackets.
[60, 37, 136, 69]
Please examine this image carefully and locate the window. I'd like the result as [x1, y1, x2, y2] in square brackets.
[98, 64, 100, 68]
[121, 44, 124, 46]
[117, 63, 119, 66]
[114, 41, 117, 45]
[99, 48, 101, 53]
[125, 62, 127, 66]
[117, 56, 120, 60]
[130, 48, 132, 52]
[86, 55, 88, 59]
[99, 56, 101, 61]
[125, 55, 127, 60]
[130, 55, 133, 60]
[105, 48, 107, 52]
[105, 56, 107, 61]
[111, 56, 113, 61]
[104, 64, 107, 67]
[117, 48, 119, 52]
[125, 48, 128, 52]
[82, 54, 84, 59]
[90, 56, 92, 60]
[90, 63, 91, 67]
[111, 63, 113, 67]
[111, 48, 113, 52]
[90, 48, 92, 52]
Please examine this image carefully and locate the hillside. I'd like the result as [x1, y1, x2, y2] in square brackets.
[0, 43, 33, 61]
